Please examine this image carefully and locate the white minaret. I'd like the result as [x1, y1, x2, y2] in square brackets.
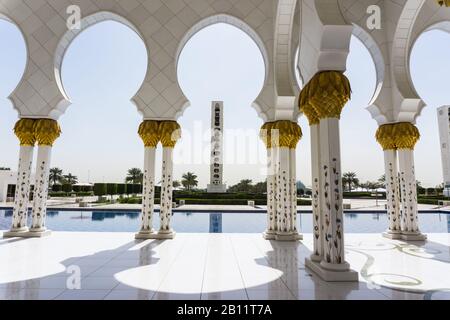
[207, 101, 227, 193]
[438, 105, 450, 196]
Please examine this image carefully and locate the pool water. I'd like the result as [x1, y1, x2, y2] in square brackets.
[1, 210, 450, 233]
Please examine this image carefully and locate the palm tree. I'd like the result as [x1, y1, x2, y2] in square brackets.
[64, 173, 78, 185]
[173, 180, 181, 189]
[126, 168, 143, 184]
[343, 172, 359, 192]
[182, 172, 198, 191]
[49, 168, 63, 186]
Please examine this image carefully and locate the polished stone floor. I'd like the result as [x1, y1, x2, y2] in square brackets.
[0, 232, 449, 300]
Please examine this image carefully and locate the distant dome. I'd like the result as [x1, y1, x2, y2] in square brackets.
[296, 181, 306, 191]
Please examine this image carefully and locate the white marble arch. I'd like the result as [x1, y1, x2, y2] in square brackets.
[174, 14, 271, 122]
[1, 12, 28, 116]
[390, 0, 450, 124]
[53, 11, 149, 120]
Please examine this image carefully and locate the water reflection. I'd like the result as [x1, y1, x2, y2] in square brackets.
[1, 210, 450, 234]
[209, 213, 222, 233]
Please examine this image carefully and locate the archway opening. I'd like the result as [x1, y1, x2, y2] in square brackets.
[410, 27, 450, 188]
[54, 20, 148, 186]
[176, 22, 266, 189]
[339, 35, 379, 187]
[0, 18, 26, 170]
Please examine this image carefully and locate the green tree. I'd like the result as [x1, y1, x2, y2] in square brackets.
[378, 174, 386, 185]
[228, 179, 253, 193]
[63, 173, 78, 186]
[126, 168, 143, 184]
[62, 184, 73, 193]
[49, 168, 63, 186]
[173, 180, 181, 189]
[182, 172, 198, 191]
[117, 184, 126, 195]
[343, 172, 359, 192]
[253, 181, 267, 194]
[93, 183, 107, 201]
[106, 183, 118, 201]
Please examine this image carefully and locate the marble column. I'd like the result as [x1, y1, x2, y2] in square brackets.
[302, 71, 358, 281]
[392, 122, 426, 241]
[260, 122, 277, 240]
[376, 124, 402, 239]
[4, 119, 36, 238]
[136, 121, 159, 239]
[29, 119, 61, 237]
[276, 145, 291, 237]
[383, 150, 402, 238]
[273, 121, 302, 241]
[289, 122, 302, 239]
[398, 148, 426, 241]
[300, 102, 323, 261]
[156, 121, 181, 240]
[310, 123, 323, 261]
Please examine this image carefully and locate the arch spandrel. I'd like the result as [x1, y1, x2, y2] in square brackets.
[4, 0, 278, 122]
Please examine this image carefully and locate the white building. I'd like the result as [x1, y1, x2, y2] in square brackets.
[438, 106, 450, 196]
[0, 170, 36, 203]
[207, 102, 227, 193]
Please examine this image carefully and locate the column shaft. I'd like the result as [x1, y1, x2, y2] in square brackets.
[264, 147, 277, 239]
[383, 149, 401, 238]
[398, 149, 426, 240]
[160, 147, 174, 234]
[319, 118, 348, 270]
[139, 147, 157, 234]
[10, 146, 34, 232]
[276, 146, 291, 234]
[30, 146, 52, 233]
[310, 124, 323, 261]
[289, 148, 297, 233]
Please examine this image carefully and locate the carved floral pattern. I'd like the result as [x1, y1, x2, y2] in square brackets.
[322, 158, 344, 264]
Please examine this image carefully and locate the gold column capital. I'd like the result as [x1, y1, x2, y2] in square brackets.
[138, 120, 160, 148]
[14, 118, 36, 146]
[260, 122, 275, 149]
[392, 122, 420, 150]
[376, 122, 420, 150]
[437, 0, 450, 7]
[159, 121, 181, 148]
[272, 120, 302, 149]
[376, 124, 396, 151]
[34, 119, 61, 146]
[299, 71, 351, 120]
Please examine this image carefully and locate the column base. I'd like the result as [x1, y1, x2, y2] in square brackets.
[401, 231, 427, 241]
[263, 230, 277, 240]
[144, 229, 176, 240]
[305, 258, 359, 282]
[382, 230, 402, 240]
[25, 229, 52, 238]
[309, 253, 323, 263]
[275, 232, 303, 241]
[135, 229, 156, 240]
[3, 227, 29, 238]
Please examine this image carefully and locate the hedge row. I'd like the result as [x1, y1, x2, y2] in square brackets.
[173, 192, 267, 200]
[119, 197, 312, 206]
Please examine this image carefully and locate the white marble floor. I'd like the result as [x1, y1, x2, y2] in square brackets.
[0, 232, 449, 300]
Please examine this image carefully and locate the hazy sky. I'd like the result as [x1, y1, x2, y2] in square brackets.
[0, 20, 449, 188]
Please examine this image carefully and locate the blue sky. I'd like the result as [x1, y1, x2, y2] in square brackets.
[0, 20, 449, 188]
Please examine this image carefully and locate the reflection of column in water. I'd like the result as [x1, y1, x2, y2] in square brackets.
[209, 213, 222, 233]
